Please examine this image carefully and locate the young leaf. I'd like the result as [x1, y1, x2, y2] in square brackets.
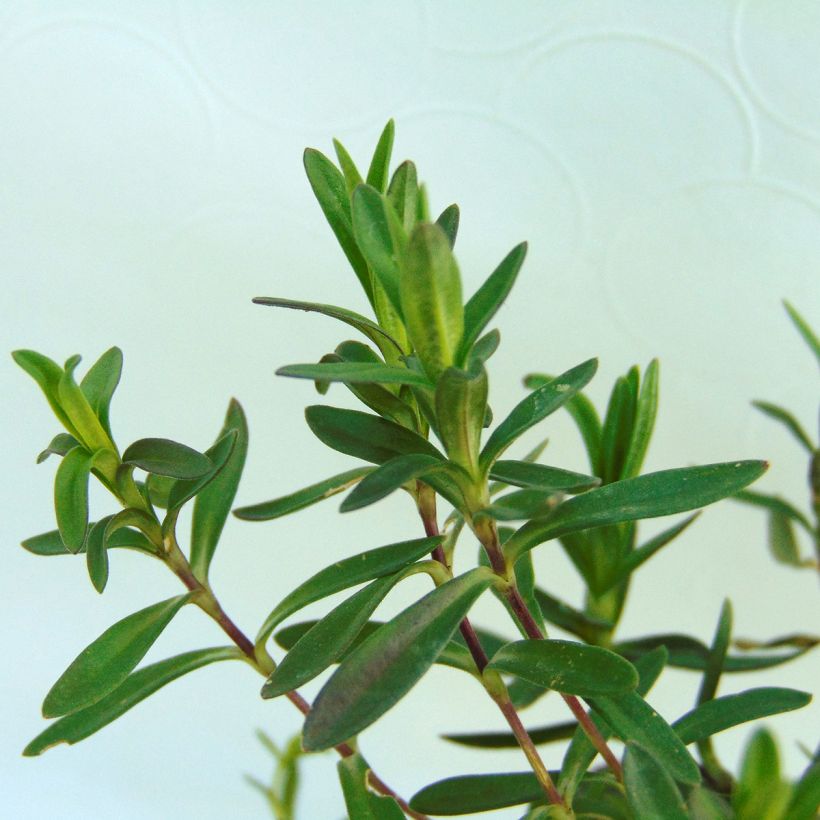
[489, 460, 600, 494]
[37, 432, 80, 463]
[79, 346, 123, 438]
[121, 438, 212, 479]
[57, 356, 114, 453]
[305, 405, 443, 464]
[480, 358, 598, 470]
[623, 742, 688, 819]
[585, 690, 701, 785]
[337, 752, 405, 819]
[435, 364, 488, 470]
[458, 242, 527, 363]
[505, 461, 768, 566]
[366, 119, 395, 193]
[332, 138, 364, 193]
[621, 359, 659, 479]
[698, 599, 733, 708]
[85, 517, 111, 593]
[24, 647, 239, 755]
[303, 148, 373, 305]
[435, 203, 459, 248]
[261, 574, 403, 698]
[784, 299, 820, 367]
[467, 329, 500, 368]
[400, 223, 464, 381]
[234, 467, 372, 521]
[410, 772, 545, 814]
[189, 399, 248, 582]
[733, 728, 792, 819]
[42, 595, 191, 718]
[255, 536, 442, 645]
[22, 525, 156, 557]
[387, 160, 418, 233]
[302, 568, 492, 751]
[674, 687, 812, 745]
[340, 454, 449, 512]
[487, 640, 638, 696]
[277, 361, 429, 387]
[54, 446, 94, 552]
[599, 374, 636, 483]
[12, 349, 79, 437]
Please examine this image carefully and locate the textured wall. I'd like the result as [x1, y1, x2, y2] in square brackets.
[1, 2, 818, 818]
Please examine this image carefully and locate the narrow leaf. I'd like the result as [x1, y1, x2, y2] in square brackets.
[54, 446, 93, 552]
[784, 299, 820, 367]
[410, 772, 544, 814]
[768, 509, 804, 566]
[788, 758, 820, 820]
[302, 568, 492, 751]
[57, 356, 114, 452]
[42, 595, 190, 718]
[332, 138, 364, 193]
[387, 160, 418, 233]
[624, 742, 688, 819]
[12, 349, 79, 437]
[442, 721, 577, 749]
[277, 361, 428, 387]
[435, 364, 488, 470]
[24, 647, 239, 755]
[698, 599, 733, 708]
[255, 536, 442, 645]
[37, 432, 80, 463]
[22, 526, 155, 557]
[366, 119, 395, 192]
[489, 460, 599, 494]
[481, 358, 598, 470]
[435, 203, 459, 248]
[534, 587, 612, 643]
[621, 359, 659, 479]
[733, 728, 792, 819]
[734, 488, 814, 533]
[85, 517, 110, 593]
[79, 347, 123, 438]
[753, 400, 814, 452]
[122, 438, 212, 479]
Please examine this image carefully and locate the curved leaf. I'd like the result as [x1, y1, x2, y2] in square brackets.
[24, 647, 239, 755]
[42, 595, 190, 718]
[784, 299, 820, 366]
[753, 400, 814, 452]
[37, 432, 80, 464]
[12, 349, 79, 437]
[54, 446, 94, 552]
[489, 460, 599, 494]
[733, 489, 814, 533]
[22, 525, 156, 557]
[278, 361, 428, 387]
[165, 429, 237, 513]
[623, 742, 688, 819]
[435, 203, 459, 248]
[79, 347, 123, 438]
[302, 568, 492, 751]
[366, 119, 395, 193]
[58, 356, 114, 452]
[122, 438, 212, 479]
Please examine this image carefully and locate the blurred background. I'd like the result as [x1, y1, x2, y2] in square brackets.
[1, 2, 818, 817]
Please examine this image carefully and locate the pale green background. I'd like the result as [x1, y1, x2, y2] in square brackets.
[1, 2, 818, 818]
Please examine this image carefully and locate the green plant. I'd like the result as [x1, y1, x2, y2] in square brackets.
[14, 121, 818, 819]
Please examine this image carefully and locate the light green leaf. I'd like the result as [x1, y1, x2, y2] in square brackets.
[24, 647, 239, 755]
[332, 138, 364, 194]
[784, 299, 820, 367]
[302, 568, 492, 751]
[337, 752, 405, 820]
[277, 361, 429, 387]
[37, 432, 80, 463]
[623, 742, 688, 819]
[621, 359, 659, 479]
[387, 160, 418, 233]
[255, 536, 442, 646]
[121, 437, 212, 479]
[190, 399, 248, 582]
[481, 359, 598, 471]
[79, 346, 123, 438]
[488, 640, 638, 696]
[467, 329, 500, 368]
[436, 203, 459, 248]
[85, 517, 111, 593]
[366, 119, 395, 193]
[489, 461, 599, 494]
[234, 467, 372, 521]
[788, 758, 820, 820]
[733, 728, 792, 819]
[42, 595, 190, 718]
[410, 772, 546, 814]
[54, 446, 94, 552]
[104, 508, 162, 548]
[768, 509, 804, 566]
[400, 222, 464, 381]
[12, 349, 79, 437]
[435, 364, 488, 470]
[459, 242, 526, 364]
[505, 461, 768, 566]
[58, 356, 115, 452]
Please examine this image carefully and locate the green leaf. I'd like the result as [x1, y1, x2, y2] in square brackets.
[623, 742, 688, 819]
[621, 359, 659, 479]
[487, 640, 638, 696]
[435, 203, 459, 248]
[12, 349, 79, 437]
[24, 647, 239, 755]
[410, 772, 545, 814]
[42, 595, 190, 718]
[753, 400, 814, 452]
[784, 299, 820, 367]
[442, 720, 577, 749]
[674, 687, 812, 745]
[733, 728, 792, 819]
[189, 399, 248, 582]
[480, 488, 562, 521]
[85, 517, 111, 593]
[599, 373, 636, 483]
[768, 509, 804, 566]
[234, 467, 372, 521]
[337, 752, 405, 820]
[489, 461, 600, 494]
[481, 359, 598, 470]
[534, 588, 612, 643]
[505, 461, 768, 566]
[303, 147, 373, 305]
[400, 222, 464, 381]
[687, 786, 734, 819]
[54, 446, 94, 552]
[37, 432, 80, 463]
[467, 329, 500, 368]
[459, 242, 526, 363]
[252, 297, 403, 358]
[788, 759, 820, 820]
[332, 138, 364, 194]
[586, 690, 701, 785]
[435, 364, 488, 470]
[58, 356, 115, 452]
[340, 454, 449, 512]
[733, 488, 814, 533]
[105, 508, 162, 547]
[121, 437, 212, 479]
[165, 429, 238, 513]
[387, 160, 418, 233]
[79, 346, 123, 438]
[305, 405, 443, 464]
[255, 535, 442, 646]
[22, 525, 156, 557]
[366, 119, 395, 193]
[302, 568, 492, 751]
[261, 573, 404, 698]
[277, 361, 429, 387]
[698, 599, 733, 713]
[145, 473, 176, 509]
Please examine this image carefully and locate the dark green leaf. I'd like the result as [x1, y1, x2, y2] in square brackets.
[255, 536, 442, 645]
[442, 721, 577, 749]
[79, 346, 122, 438]
[303, 148, 373, 305]
[189, 400, 248, 581]
[37, 432, 80, 463]
[599, 373, 636, 483]
[400, 223, 464, 381]
[42, 595, 190, 718]
[278, 361, 429, 387]
[435, 364, 487, 470]
[302, 568, 492, 751]
[261, 574, 403, 698]
[12, 349, 79, 437]
[332, 138, 364, 194]
[674, 687, 812, 745]
[621, 359, 659, 479]
[534, 587, 612, 642]
[488, 640, 638, 696]
[753, 400, 814, 452]
[435, 203, 459, 248]
[85, 518, 110, 593]
[698, 599, 732, 713]
[410, 772, 545, 814]
[480, 488, 562, 521]
[24, 647, 239, 755]
[340, 454, 448, 512]
[366, 119, 395, 193]
[459, 242, 526, 364]
[489, 461, 599, 494]
[505, 461, 768, 566]
[165, 429, 237, 513]
[305, 405, 443, 464]
[337, 751, 404, 819]
[623, 742, 688, 819]
[122, 437, 212, 479]
[54, 446, 93, 552]
[784, 299, 820, 367]
[387, 160, 418, 233]
[22, 525, 156, 557]
[145, 473, 176, 509]
[481, 359, 598, 470]
[768, 509, 804, 566]
[234, 467, 372, 521]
